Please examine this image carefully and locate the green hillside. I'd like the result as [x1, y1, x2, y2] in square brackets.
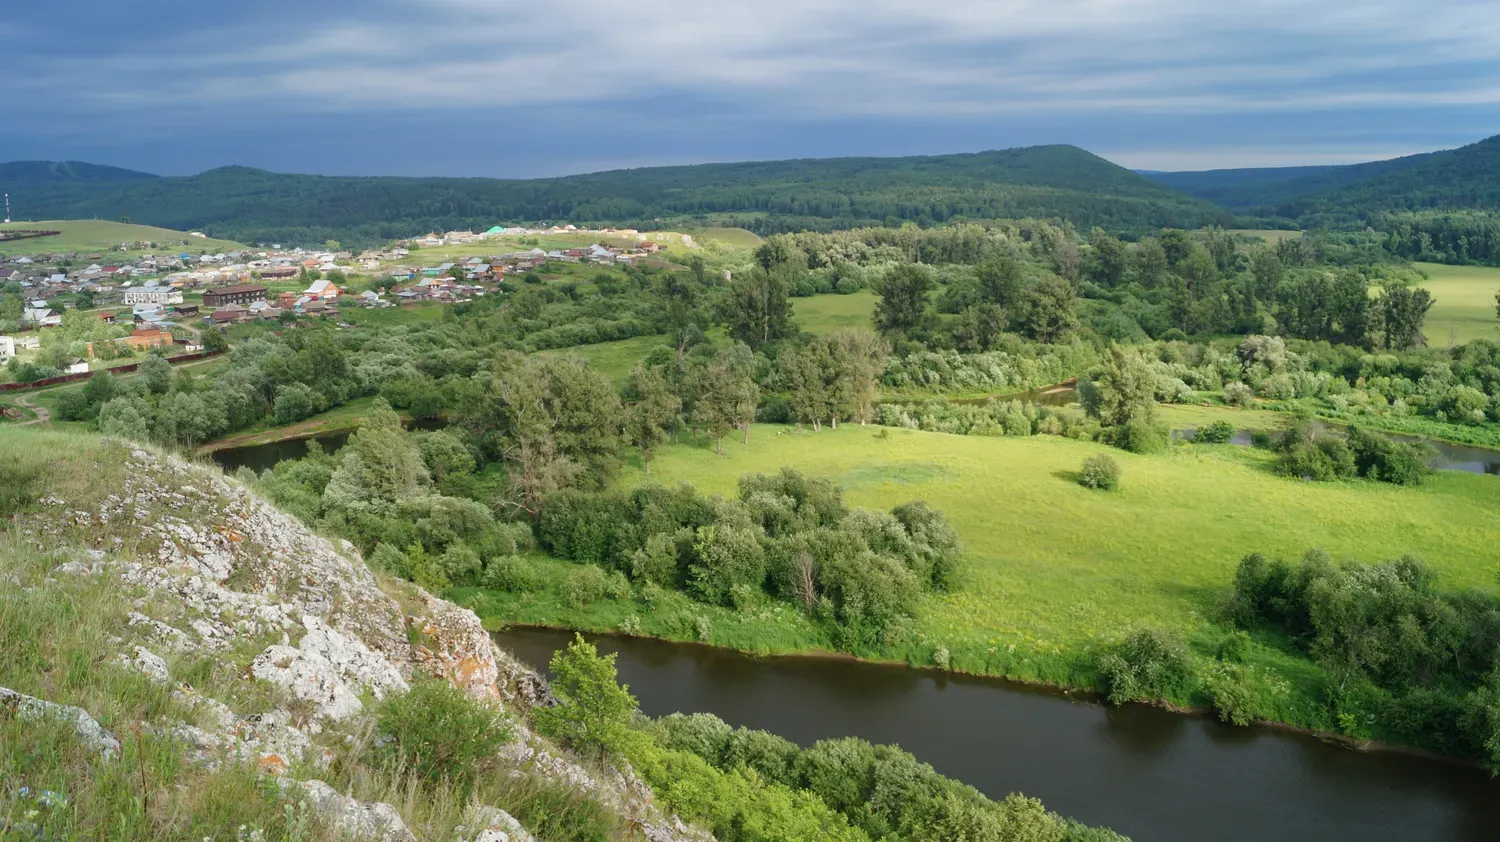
[4, 146, 1229, 247]
[1142, 154, 1431, 212]
[0, 219, 247, 255]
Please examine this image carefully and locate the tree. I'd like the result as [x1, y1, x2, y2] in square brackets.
[200, 326, 229, 353]
[693, 346, 758, 453]
[1018, 274, 1078, 343]
[974, 255, 1026, 308]
[1378, 284, 1433, 350]
[325, 239, 341, 252]
[1083, 346, 1161, 429]
[1085, 228, 1130, 287]
[533, 634, 638, 764]
[779, 341, 833, 430]
[872, 264, 934, 335]
[139, 353, 173, 395]
[624, 363, 681, 474]
[720, 268, 794, 348]
[825, 329, 888, 425]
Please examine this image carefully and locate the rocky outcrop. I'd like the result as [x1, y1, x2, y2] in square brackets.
[13, 440, 712, 842]
[0, 687, 121, 760]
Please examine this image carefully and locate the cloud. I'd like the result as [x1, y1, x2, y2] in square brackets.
[7, 0, 1500, 171]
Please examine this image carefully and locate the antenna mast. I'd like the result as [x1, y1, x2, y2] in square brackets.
[3, 194, 10, 224]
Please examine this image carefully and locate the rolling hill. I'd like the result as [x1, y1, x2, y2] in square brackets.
[1144, 134, 1500, 224]
[1, 146, 1230, 247]
[0, 219, 247, 256]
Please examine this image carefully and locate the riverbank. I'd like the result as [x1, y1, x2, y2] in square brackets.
[497, 626, 1500, 842]
[456, 423, 1500, 764]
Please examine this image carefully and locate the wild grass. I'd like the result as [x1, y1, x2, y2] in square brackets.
[539, 335, 675, 385]
[1414, 261, 1500, 346]
[793, 290, 878, 335]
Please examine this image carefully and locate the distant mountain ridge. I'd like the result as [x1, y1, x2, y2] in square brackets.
[0, 145, 1228, 247]
[1144, 134, 1500, 225]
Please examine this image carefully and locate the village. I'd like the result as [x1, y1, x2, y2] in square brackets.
[0, 222, 679, 379]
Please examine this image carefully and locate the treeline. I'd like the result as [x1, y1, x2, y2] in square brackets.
[16, 146, 1225, 247]
[537, 468, 961, 648]
[643, 712, 1126, 842]
[1378, 211, 1500, 265]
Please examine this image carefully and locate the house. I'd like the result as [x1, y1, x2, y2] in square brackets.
[65, 359, 90, 375]
[22, 307, 62, 328]
[0, 336, 14, 362]
[122, 286, 183, 306]
[259, 266, 298, 279]
[123, 328, 174, 352]
[304, 279, 342, 300]
[256, 306, 285, 321]
[202, 284, 268, 307]
[277, 291, 300, 308]
[207, 304, 252, 325]
[172, 304, 201, 318]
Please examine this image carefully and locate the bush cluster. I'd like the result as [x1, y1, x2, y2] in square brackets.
[1274, 421, 1435, 485]
[537, 468, 962, 648]
[648, 713, 1128, 842]
[1229, 550, 1500, 765]
[1077, 455, 1120, 491]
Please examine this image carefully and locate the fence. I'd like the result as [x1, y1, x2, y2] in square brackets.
[0, 349, 225, 393]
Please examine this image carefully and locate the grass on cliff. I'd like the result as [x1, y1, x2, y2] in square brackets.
[0, 428, 634, 842]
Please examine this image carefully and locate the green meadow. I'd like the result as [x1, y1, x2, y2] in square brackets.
[1415, 262, 1500, 346]
[793, 290, 878, 335]
[470, 424, 1500, 704]
[0, 219, 246, 255]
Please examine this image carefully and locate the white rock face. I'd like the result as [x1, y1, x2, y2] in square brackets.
[21, 442, 714, 842]
[116, 645, 170, 683]
[462, 806, 537, 842]
[0, 686, 121, 760]
[285, 779, 416, 842]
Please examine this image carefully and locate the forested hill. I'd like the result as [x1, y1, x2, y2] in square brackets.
[1144, 134, 1500, 226]
[1141, 154, 1431, 212]
[2, 145, 1228, 247]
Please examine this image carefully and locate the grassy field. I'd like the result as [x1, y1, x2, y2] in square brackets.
[693, 227, 763, 249]
[471, 425, 1500, 713]
[0, 220, 246, 256]
[1415, 262, 1500, 346]
[793, 291, 877, 335]
[339, 303, 449, 328]
[1226, 229, 1302, 244]
[540, 335, 673, 384]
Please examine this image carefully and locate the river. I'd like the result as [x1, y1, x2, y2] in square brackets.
[496, 627, 1500, 842]
[207, 417, 445, 474]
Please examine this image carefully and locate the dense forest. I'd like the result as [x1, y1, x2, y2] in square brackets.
[3, 146, 1227, 247]
[1150, 134, 1500, 237]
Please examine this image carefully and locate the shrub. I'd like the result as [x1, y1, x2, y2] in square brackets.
[630, 531, 682, 586]
[1203, 663, 1284, 726]
[1109, 413, 1167, 454]
[563, 565, 612, 608]
[481, 555, 545, 593]
[439, 544, 483, 585]
[1217, 630, 1252, 663]
[1223, 381, 1254, 407]
[1249, 430, 1274, 449]
[1257, 373, 1296, 400]
[372, 678, 511, 794]
[369, 543, 407, 574]
[1078, 454, 1120, 491]
[1097, 628, 1194, 705]
[1194, 420, 1236, 444]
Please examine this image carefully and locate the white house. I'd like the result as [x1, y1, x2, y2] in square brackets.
[65, 359, 90, 375]
[23, 307, 62, 328]
[122, 287, 183, 306]
[0, 336, 15, 362]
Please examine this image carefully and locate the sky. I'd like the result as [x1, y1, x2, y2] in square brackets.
[3, 0, 1500, 178]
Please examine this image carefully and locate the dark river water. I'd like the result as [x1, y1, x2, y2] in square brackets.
[207, 417, 445, 474]
[497, 627, 1500, 842]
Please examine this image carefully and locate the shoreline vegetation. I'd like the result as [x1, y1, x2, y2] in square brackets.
[490, 621, 1487, 773]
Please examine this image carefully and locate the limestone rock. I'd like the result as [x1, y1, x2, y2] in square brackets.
[284, 779, 416, 842]
[116, 645, 170, 683]
[0, 686, 120, 760]
[459, 805, 537, 842]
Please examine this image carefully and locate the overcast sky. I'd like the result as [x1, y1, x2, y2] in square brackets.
[4, 0, 1499, 177]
